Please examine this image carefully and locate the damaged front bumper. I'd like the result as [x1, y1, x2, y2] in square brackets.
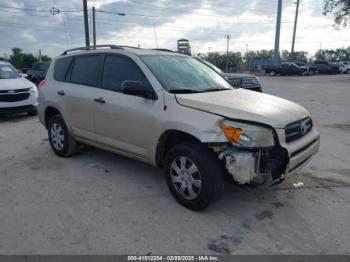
[213, 128, 320, 185]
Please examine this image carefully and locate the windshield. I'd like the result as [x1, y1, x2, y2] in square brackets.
[198, 59, 224, 74]
[140, 55, 233, 93]
[0, 64, 20, 79]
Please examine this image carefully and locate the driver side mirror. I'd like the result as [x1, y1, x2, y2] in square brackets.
[122, 80, 151, 99]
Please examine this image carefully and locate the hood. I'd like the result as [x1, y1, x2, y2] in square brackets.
[222, 73, 255, 78]
[175, 89, 309, 129]
[0, 77, 33, 91]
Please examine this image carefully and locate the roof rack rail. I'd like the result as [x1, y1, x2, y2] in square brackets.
[61, 45, 124, 55]
[151, 48, 174, 52]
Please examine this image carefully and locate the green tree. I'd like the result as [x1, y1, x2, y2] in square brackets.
[282, 50, 308, 62]
[315, 47, 350, 61]
[323, 0, 350, 26]
[197, 51, 243, 72]
[8, 48, 51, 68]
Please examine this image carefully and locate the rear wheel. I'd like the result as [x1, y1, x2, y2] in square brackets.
[164, 142, 224, 210]
[346, 69, 350, 74]
[48, 115, 78, 157]
[309, 70, 314, 76]
[269, 71, 276, 76]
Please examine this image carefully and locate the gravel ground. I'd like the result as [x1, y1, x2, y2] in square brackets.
[0, 74, 349, 255]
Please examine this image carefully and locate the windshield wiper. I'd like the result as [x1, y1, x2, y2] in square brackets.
[201, 88, 231, 92]
[169, 89, 204, 94]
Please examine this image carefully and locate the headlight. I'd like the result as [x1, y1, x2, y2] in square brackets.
[220, 120, 275, 148]
[30, 86, 37, 93]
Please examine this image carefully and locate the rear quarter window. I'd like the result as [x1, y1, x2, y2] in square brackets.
[54, 57, 72, 81]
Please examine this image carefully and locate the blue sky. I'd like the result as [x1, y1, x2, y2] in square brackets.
[0, 0, 349, 58]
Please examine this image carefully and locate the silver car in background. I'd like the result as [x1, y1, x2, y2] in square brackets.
[0, 61, 38, 116]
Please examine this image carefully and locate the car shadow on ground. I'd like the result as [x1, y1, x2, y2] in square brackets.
[69, 146, 294, 209]
[0, 113, 34, 123]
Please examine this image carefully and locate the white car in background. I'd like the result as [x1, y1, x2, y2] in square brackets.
[0, 61, 38, 116]
[339, 61, 350, 74]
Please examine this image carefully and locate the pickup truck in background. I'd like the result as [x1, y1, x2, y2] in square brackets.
[265, 62, 307, 76]
[26, 62, 50, 85]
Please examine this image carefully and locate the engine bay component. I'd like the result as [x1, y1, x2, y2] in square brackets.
[218, 147, 289, 185]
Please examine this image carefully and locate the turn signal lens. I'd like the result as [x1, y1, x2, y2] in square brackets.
[220, 122, 242, 143]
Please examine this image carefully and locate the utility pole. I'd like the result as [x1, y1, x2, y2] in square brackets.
[225, 34, 231, 72]
[83, 0, 90, 47]
[291, 0, 300, 60]
[274, 0, 283, 65]
[92, 6, 96, 49]
[38, 49, 42, 62]
[208, 47, 211, 56]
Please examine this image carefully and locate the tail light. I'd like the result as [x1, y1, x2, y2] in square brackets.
[38, 80, 46, 89]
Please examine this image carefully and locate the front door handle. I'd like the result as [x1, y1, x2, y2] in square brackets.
[94, 97, 106, 104]
[57, 90, 65, 96]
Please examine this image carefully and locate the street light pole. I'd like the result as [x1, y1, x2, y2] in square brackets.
[92, 7, 96, 49]
[274, 0, 283, 65]
[225, 34, 231, 72]
[291, 0, 300, 60]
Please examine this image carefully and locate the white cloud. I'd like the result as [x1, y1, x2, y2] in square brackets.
[0, 0, 349, 58]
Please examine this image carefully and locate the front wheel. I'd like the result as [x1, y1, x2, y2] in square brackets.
[48, 115, 78, 157]
[164, 142, 224, 210]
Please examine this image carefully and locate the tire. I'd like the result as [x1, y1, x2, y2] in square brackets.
[164, 142, 224, 210]
[269, 71, 276, 77]
[48, 114, 78, 157]
[309, 70, 314, 76]
[27, 109, 37, 116]
[346, 69, 350, 74]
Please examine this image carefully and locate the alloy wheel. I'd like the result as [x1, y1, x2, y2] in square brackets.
[170, 156, 202, 200]
[50, 123, 65, 151]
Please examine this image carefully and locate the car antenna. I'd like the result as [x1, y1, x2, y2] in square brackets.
[153, 22, 167, 111]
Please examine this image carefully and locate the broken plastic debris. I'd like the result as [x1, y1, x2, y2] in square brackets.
[208, 240, 232, 254]
[293, 182, 304, 188]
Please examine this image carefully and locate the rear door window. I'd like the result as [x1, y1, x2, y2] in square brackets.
[101, 55, 148, 92]
[70, 55, 102, 87]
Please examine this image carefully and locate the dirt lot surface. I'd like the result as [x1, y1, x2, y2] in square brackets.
[0, 74, 349, 254]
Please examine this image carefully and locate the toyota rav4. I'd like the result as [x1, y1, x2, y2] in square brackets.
[38, 45, 320, 210]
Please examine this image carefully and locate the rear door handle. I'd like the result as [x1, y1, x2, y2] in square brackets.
[94, 97, 106, 104]
[57, 90, 65, 96]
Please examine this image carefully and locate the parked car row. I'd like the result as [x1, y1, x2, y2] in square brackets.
[265, 60, 347, 76]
